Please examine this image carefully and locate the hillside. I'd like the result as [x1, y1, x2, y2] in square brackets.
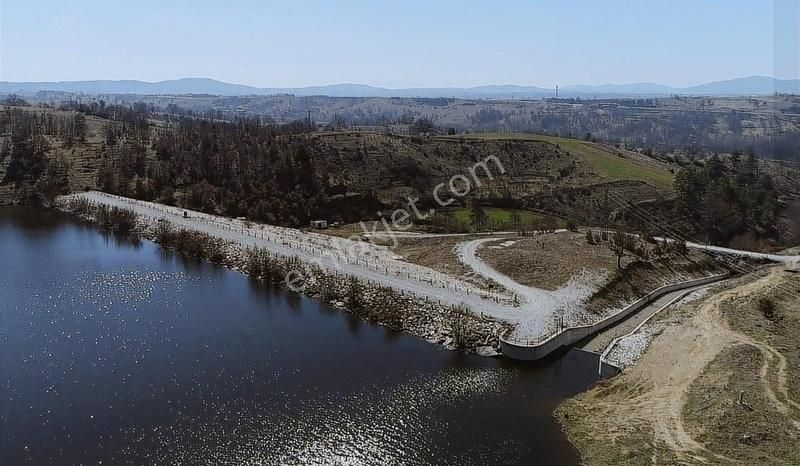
[5, 104, 796, 251]
[0, 105, 678, 231]
[36, 93, 799, 161]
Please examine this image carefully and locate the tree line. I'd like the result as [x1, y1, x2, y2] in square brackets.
[98, 116, 380, 226]
[673, 151, 796, 248]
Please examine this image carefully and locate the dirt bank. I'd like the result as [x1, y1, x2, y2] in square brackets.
[557, 267, 800, 465]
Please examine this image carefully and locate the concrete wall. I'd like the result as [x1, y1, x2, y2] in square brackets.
[500, 274, 728, 361]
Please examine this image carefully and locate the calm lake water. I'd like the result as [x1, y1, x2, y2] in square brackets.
[0, 207, 601, 465]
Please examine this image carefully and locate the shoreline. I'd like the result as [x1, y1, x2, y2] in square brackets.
[55, 192, 512, 355]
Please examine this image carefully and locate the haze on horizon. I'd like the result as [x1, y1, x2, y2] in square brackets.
[1, 0, 798, 89]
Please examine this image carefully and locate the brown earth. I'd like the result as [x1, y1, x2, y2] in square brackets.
[391, 236, 501, 291]
[557, 267, 800, 465]
[478, 230, 724, 312]
[478, 231, 618, 291]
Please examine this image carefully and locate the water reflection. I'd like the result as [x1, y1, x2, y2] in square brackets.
[0, 207, 598, 466]
[99, 228, 143, 249]
[345, 312, 363, 336]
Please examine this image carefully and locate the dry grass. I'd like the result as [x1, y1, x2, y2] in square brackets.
[477, 231, 617, 290]
[438, 132, 675, 190]
[392, 236, 499, 291]
[558, 268, 800, 465]
[721, 271, 800, 411]
[684, 344, 800, 464]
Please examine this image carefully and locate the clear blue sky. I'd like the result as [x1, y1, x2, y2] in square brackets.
[0, 0, 796, 88]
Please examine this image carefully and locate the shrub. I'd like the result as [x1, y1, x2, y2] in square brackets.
[586, 229, 596, 245]
[567, 219, 578, 232]
[95, 205, 138, 233]
[346, 276, 365, 310]
[448, 305, 471, 349]
[154, 220, 176, 245]
[757, 298, 778, 321]
[245, 247, 292, 284]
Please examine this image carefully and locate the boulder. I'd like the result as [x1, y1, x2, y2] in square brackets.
[475, 346, 500, 357]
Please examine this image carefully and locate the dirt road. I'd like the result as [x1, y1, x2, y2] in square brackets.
[558, 267, 800, 465]
[455, 237, 602, 336]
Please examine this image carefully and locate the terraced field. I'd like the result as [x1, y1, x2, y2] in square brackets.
[438, 132, 675, 190]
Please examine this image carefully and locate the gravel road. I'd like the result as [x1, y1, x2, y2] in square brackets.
[455, 237, 602, 337]
[63, 192, 564, 338]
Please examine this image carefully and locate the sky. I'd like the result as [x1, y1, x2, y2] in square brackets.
[0, 0, 797, 88]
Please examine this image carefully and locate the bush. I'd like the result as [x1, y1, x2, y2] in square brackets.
[67, 197, 94, 217]
[95, 205, 138, 233]
[448, 305, 471, 349]
[585, 229, 596, 245]
[566, 219, 578, 232]
[154, 220, 176, 245]
[245, 247, 293, 284]
[757, 298, 778, 321]
[346, 276, 365, 310]
[155, 225, 227, 264]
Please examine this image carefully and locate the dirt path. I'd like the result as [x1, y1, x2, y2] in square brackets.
[455, 237, 601, 336]
[560, 267, 800, 465]
[628, 269, 800, 462]
[654, 236, 800, 264]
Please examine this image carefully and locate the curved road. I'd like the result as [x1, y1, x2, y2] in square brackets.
[455, 236, 601, 337]
[63, 192, 561, 336]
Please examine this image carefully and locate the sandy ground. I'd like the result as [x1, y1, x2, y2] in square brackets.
[558, 267, 800, 465]
[583, 284, 715, 358]
[601, 287, 711, 367]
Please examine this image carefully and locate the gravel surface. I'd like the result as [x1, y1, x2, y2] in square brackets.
[605, 288, 710, 368]
[61, 192, 562, 339]
[455, 237, 603, 337]
[654, 236, 800, 264]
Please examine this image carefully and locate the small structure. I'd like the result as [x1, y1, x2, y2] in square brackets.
[310, 220, 328, 229]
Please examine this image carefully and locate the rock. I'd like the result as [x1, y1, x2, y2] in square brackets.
[475, 346, 500, 357]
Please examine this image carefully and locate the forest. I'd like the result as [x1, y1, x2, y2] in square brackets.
[96, 117, 382, 226]
[2, 99, 798, 249]
[672, 152, 798, 249]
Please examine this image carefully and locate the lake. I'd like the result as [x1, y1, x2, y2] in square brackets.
[0, 207, 601, 465]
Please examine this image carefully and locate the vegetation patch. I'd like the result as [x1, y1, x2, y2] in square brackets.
[684, 344, 800, 464]
[440, 132, 675, 189]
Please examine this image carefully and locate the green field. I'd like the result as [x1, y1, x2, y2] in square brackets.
[438, 132, 675, 190]
[448, 207, 561, 227]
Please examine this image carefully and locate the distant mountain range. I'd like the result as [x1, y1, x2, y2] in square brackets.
[2, 76, 798, 98]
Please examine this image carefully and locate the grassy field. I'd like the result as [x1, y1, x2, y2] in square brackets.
[438, 132, 675, 190]
[448, 207, 560, 227]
